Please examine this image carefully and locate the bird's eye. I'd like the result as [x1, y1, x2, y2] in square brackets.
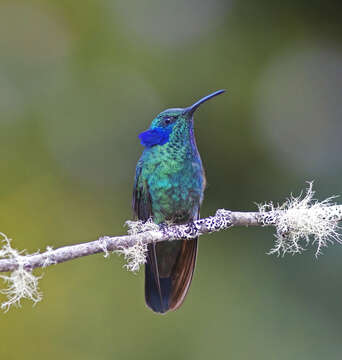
[164, 116, 174, 125]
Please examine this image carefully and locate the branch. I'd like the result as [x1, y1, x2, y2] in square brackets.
[0, 182, 341, 311]
[0, 209, 259, 273]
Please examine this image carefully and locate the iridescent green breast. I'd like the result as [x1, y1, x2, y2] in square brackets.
[139, 137, 205, 224]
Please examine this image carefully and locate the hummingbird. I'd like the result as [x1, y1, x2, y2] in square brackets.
[133, 90, 225, 313]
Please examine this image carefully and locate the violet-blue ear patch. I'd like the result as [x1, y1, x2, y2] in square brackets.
[139, 127, 172, 147]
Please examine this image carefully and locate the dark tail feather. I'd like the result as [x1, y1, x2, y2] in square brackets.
[145, 260, 172, 313]
[145, 239, 198, 314]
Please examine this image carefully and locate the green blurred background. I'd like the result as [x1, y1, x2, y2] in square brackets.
[1, 0, 342, 359]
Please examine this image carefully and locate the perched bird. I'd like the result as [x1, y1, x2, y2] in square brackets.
[133, 90, 225, 313]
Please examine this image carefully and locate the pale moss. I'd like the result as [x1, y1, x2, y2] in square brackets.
[125, 218, 159, 235]
[98, 236, 111, 258]
[258, 182, 342, 256]
[119, 219, 158, 271]
[115, 240, 148, 273]
[0, 233, 42, 312]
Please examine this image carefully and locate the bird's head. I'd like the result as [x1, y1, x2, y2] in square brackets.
[139, 90, 225, 148]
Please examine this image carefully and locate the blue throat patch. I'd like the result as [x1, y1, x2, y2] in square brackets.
[139, 127, 172, 148]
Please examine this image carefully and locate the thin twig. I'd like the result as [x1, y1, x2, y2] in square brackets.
[0, 209, 253, 273]
[0, 203, 341, 273]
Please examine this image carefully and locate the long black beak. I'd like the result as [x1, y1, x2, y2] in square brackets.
[184, 89, 225, 117]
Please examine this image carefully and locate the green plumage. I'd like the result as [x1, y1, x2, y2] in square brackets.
[135, 112, 205, 225]
[133, 90, 225, 313]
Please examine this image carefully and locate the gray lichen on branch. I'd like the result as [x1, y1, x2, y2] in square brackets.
[257, 182, 342, 256]
[0, 183, 341, 311]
